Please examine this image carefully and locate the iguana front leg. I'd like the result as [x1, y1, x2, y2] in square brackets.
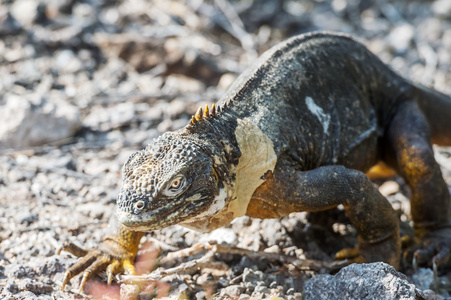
[249, 165, 401, 267]
[383, 100, 451, 272]
[58, 220, 144, 292]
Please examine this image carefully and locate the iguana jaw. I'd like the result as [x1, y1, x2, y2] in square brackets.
[116, 204, 182, 231]
[116, 195, 211, 231]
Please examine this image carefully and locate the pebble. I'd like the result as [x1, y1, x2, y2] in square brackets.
[199, 227, 238, 245]
[220, 285, 246, 297]
[432, 0, 451, 17]
[4, 264, 36, 279]
[379, 181, 400, 196]
[0, 96, 81, 148]
[10, 0, 38, 27]
[120, 284, 141, 300]
[387, 23, 415, 54]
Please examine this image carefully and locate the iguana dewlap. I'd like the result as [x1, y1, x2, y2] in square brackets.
[60, 31, 451, 292]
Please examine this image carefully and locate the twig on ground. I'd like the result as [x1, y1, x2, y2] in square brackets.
[119, 242, 350, 284]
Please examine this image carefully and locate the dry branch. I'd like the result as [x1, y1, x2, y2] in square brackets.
[119, 242, 350, 284]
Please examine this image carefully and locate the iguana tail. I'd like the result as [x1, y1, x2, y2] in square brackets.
[414, 84, 451, 146]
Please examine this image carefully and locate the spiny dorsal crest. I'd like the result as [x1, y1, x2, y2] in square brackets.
[189, 99, 233, 127]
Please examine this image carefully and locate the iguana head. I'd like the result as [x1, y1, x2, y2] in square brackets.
[116, 132, 223, 231]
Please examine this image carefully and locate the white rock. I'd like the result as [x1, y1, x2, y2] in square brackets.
[387, 24, 415, 53]
[0, 95, 81, 148]
[199, 227, 237, 245]
[10, 0, 38, 28]
[432, 0, 451, 17]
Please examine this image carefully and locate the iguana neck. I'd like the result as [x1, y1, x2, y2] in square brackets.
[181, 107, 241, 189]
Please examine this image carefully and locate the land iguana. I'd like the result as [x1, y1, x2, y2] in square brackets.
[59, 31, 451, 291]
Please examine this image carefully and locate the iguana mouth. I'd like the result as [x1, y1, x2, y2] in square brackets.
[116, 196, 199, 231]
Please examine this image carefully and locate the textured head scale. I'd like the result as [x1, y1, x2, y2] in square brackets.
[116, 131, 221, 231]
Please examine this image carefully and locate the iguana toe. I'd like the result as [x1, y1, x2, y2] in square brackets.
[335, 247, 360, 260]
[404, 227, 451, 276]
[59, 238, 140, 292]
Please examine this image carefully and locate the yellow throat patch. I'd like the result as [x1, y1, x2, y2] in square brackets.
[180, 117, 277, 232]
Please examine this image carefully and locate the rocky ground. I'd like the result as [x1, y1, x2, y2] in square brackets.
[1, 0, 451, 299]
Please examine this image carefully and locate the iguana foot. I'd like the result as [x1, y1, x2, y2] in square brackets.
[336, 234, 401, 268]
[403, 227, 451, 277]
[336, 247, 361, 261]
[58, 241, 135, 293]
[58, 236, 141, 293]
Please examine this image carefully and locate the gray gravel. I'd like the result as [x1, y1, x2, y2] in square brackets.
[1, 0, 451, 299]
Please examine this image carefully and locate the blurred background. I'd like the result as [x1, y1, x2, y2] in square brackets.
[1, 0, 451, 299]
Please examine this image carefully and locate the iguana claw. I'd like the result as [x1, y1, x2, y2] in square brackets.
[58, 229, 144, 293]
[58, 241, 114, 292]
[404, 227, 451, 277]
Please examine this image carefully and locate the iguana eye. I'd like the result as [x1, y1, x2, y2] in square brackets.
[171, 179, 181, 189]
[164, 175, 186, 196]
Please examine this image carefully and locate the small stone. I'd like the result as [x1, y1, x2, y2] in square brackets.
[242, 268, 265, 283]
[0, 96, 81, 148]
[432, 0, 451, 17]
[292, 293, 303, 300]
[260, 219, 289, 247]
[379, 181, 400, 196]
[5, 281, 19, 294]
[18, 278, 53, 295]
[34, 257, 67, 276]
[10, 0, 38, 27]
[195, 291, 207, 300]
[199, 228, 237, 245]
[196, 273, 213, 286]
[253, 285, 270, 294]
[264, 244, 281, 254]
[0, 6, 21, 35]
[220, 285, 246, 297]
[55, 49, 82, 74]
[17, 211, 38, 225]
[120, 284, 140, 300]
[387, 24, 415, 54]
[5, 264, 36, 279]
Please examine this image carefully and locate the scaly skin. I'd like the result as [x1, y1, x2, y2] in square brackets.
[60, 31, 451, 292]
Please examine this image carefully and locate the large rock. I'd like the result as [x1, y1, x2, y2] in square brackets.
[0, 96, 81, 148]
[304, 263, 426, 300]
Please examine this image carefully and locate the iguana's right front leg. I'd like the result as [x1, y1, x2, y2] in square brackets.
[249, 165, 401, 267]
[58, 219, 144, 293]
